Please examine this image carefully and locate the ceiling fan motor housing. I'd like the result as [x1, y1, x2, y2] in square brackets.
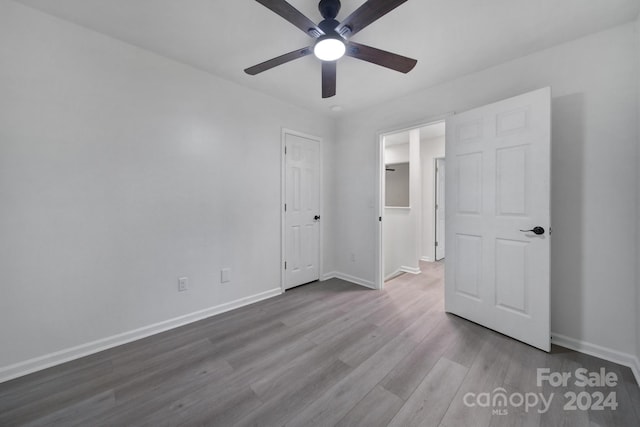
[318, 0, 341, 20]
[318, 19, 342, 37]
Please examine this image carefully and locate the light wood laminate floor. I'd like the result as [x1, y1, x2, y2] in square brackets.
[1, 261, 639, 426]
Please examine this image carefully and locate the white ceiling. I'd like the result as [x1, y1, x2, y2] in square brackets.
[16, 0, 640, 115]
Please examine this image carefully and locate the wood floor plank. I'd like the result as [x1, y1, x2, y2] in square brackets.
[562, 350, 639, 427]
[487, 383, 542, 427]
[440, 317, 487, 368]
[220, 336, 319, 394]
[502, 339, 550, 392]
[439, 331, 515, 427]
[620, 366, 640, 421]
[0, 353, 111, 401]
[235, 359, 353, 427]
[285, 334, 419, 426]
[250, 320, 377, 398]
[336, 385, 404, 427]
[23, 391, 115, 427]
[135, 381, 262, 427]
[113, 357, 233, 407]
[223, 307, 344, 370]
[381, 316, 458, 400]
[538, 357, 590, 427]
[387, 357, 467, 427]
[397, 304, 447, 344]
[0, 361, 116, 425]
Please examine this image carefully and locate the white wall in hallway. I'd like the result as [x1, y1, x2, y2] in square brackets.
[384, 143, 410, 165]
[332, 23, 638, 357]
[384, 131, 421, 278]
[420, 136, 445, 262]
[0, 1, 334, 376]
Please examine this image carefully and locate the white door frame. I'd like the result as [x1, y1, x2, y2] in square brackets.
[281, 128, 323, 293]
[434, 157, 445, 261]
[375, 115, 452, 290]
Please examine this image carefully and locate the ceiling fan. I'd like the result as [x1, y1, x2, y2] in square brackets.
[244, 0, 417, 98]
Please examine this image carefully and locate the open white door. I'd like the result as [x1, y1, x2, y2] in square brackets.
[445, 87, 551, 351]
[435, 158, 446, 261]
[284, 132, 321, 289]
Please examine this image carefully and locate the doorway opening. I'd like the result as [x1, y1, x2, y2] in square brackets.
[376, 88, 551, 351]
[377, 120, 446, 289]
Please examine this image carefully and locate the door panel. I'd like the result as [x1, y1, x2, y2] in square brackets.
[285, 133, 320, 289]
[445, 87, 551, 351]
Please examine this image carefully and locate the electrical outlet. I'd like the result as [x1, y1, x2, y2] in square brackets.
[221, 268, 231, 284]
[178, 277, 188, 292]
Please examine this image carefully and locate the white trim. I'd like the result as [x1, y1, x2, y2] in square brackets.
[384, 266, 422, 281]
[0, 288, 282, 384]
[281, 129, 323, 293]
[401, 265, 421, 275]
[434, 156, 446, 261]
[420, 256, 433, 262]
[321, 271, 377, 290]
[384, 270, 404, 281]
[551, 332, 640, 387]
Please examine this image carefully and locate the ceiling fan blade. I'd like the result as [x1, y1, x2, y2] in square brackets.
[346, 41, 417, 73]
[337, 0, 408, 37]
[322, 61, 337, 98]
[245, 47, 313, 75]
[255, 0, 324, 38]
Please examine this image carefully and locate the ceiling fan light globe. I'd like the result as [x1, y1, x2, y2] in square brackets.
[314, 37, 346, 61]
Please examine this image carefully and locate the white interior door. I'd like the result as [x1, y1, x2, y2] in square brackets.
[435, 158, 446, 261]
[285, 132, 320, 289]
[445, 87, 551, 351]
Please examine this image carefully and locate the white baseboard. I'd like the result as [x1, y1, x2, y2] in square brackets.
[551, 332, 640, 387]
[0, 287, 282, 384]
[383, 266, 422, 281]
[321, 271, 377, 289]
[420, 256, 433, 262]
[400, 266, 421, 275]
[384, 270, 404, 281]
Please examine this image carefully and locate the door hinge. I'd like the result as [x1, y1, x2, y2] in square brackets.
[284, 261, 287, 270]
[284, 204, 287, 212]
[284, 146, 287, 155]
[379, 216, 382, 222]
[435, 241, 439, 247]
